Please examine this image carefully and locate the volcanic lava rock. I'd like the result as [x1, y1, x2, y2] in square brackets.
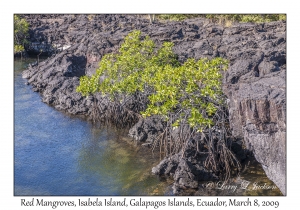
[21, 14, 286, 194]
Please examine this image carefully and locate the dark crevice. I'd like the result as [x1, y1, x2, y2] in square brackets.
[254, 64, 260, 77]
[231, 76, 239, 84]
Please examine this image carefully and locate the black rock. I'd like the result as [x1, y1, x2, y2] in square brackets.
[20, 14, 286, 194]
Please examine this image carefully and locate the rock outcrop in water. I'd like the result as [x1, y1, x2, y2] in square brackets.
[20, 14, 286, 195]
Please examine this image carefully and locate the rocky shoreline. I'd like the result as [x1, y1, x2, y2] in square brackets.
[19, 14, 286, 195]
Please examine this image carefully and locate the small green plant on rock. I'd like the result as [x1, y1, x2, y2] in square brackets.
[156, 14, 286, 24]
[156, 14, 201, 21]
[14, 15, 29, 53]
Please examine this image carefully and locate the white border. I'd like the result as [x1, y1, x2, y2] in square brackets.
[2, 0, 298, 209]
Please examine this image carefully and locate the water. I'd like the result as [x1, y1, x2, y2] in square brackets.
[14, 58, 170, 196]
[14, 58, 282, 196]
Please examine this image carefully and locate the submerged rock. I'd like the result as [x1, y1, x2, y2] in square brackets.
[21, 14, 286, 194]
[152, 147, 219, 195]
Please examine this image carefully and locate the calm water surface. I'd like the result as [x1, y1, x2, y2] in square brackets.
[14, 58, 282, 196]
[14, 58, 170, 196]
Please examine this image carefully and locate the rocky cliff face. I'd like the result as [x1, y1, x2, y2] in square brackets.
[20, 14, 286, 194]
[221, 23, 286, 194]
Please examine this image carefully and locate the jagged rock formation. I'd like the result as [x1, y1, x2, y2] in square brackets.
[221, 23, 286, 194]
[152, 149, 219, 195]
[20, 14, 286, 194]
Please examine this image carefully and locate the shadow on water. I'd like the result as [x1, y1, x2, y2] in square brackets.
[14, 57, 282, 196]
[193, 156, 283, 196]
[14, 58, 171, 196]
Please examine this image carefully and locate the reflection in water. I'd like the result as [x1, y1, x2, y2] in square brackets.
[14, 58, 169, 196]
[14, 58, 282, 196]
[78, 127, 171, 195]
[241, 158, 283, 196]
